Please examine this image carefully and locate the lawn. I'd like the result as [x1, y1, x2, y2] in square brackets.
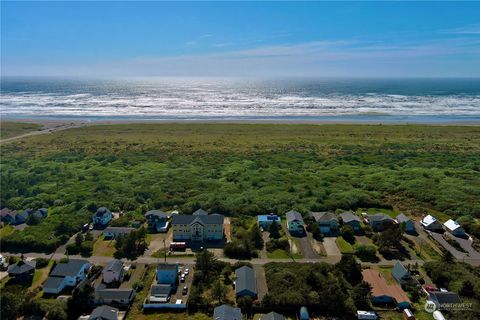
[376, 266, 396, 284]
[336, 236, 354, 254]
[92, 235, 116, 257]
[2, 123, 480, 251]
[0, 121, 43, 139]
[266, 248, 301, 259]
[30, 260, 54, 291]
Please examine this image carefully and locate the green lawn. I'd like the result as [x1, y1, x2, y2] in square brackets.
[92, 235, 116, 257]
[266, 248, 301, 259]
[0, 121, 43, 139]
[336, 236, 354, 254]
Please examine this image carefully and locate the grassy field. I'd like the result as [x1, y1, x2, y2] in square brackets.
[0, 121, 43, 139]
[92, 236, 116, 257]
[336, 236, 354, 254]
[1, 123, 479, 251]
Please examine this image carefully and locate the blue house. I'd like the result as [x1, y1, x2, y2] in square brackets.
[156, 263, 178, 287]
[396, 214, 415, 233]
[257, 214, 281, 229]
[93, 207, 113, 226]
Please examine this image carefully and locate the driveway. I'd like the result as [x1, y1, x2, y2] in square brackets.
[429, 231, 480, 266]
[253, 265, 268, 301]
[446, 233, 480, 260]
[323, 237, 341, 256]
[292, 233, 319, 260]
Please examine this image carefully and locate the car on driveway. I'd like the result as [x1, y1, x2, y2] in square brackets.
[182, 285, 188, 295]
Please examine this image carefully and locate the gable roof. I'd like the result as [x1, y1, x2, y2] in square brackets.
[50, 259, 89, 277]
[421, 215, 438, 226]
[95, 207, 112, 218]
[145, 210, 168, 219]
[444, 219, 462, 231]
[213, 304, 242, 320]
[362, 269, 410, 304]
[339, 211, 360, 223]
[367, 213, 394, 222]
[396, 213, 412, 224]
[235, 266, 257, 295]
[311, 211, 338, 223]
[260, 312, 285, 320]
[391, 261, 410, 282]
[258, 214, 281, 222]
[7, 260, 36, 275]
[429, 291, 461, 304]
[89, 305, 119, 320]
[171, 213, 224, 225]
[43, 275, 65, 290]
[286, 210, 304, 224]
[104, 259, 123, 273]
[95, 288, 135, 301]
[193, 208, 208, 216]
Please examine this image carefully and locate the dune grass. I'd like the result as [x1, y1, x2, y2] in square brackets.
[0, 122, 43, 139]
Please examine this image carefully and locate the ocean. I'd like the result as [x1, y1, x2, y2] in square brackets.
[1, 77, 480, 123]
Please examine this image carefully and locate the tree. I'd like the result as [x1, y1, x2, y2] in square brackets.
[195, 249, 217, 282]
[310, 223, 323, 240]
[336, 255, 362, 285]
[237, 296, 253, 310]
[442, 251, 454, 264]
[352, 281, 372, 310]
[75, 233, 84, 248]
[250, 224, 264, 250]
[0, 286, 23, 320]
[340, 225, 355, 244]
[459, 279, 475, 298]
[211, 279, 227, 303]
[67, 283, 93, 319]
[47, 301, 67, 320]
[269, 221, 281, 239]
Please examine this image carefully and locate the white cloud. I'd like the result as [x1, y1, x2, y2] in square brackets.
[441, 24, 480, 35]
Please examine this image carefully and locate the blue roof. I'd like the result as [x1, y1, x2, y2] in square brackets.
[391, 261, 410, 282]
[235, 266, 257, 296]
[258, 215, 281, 222]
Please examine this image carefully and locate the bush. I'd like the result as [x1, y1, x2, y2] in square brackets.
[266, 237, 290, 252]
[35, 258, 50, 269]
[355, 245, 379, 262]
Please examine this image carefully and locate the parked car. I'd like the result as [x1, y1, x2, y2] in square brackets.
[184, 268, 189, 275]
[180, 274, 185, 282]
[182, 285, 188, 295]
[82, 223, 89, 232]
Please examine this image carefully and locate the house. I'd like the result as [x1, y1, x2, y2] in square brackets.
[257, 214, 281, 229]
[33, 208, 48, 219]
[103, 227, 136, 239]
[171, 212, 224, 242]
[94, 288, 135, 307]
[102, 259, 124, 284]
[391, 261, 412, 285]
[235, 266, 257, 299]
[260, 312, 285, 320]
[213, 304, 242, 320]
[0, 208, 17, 224]
[193, 208, 208, 216]
[89, 305, 120, 320]
[286, 210, 304, 234]
[340, 211, 362, 232]
[311, 211, 338, 235]
[150, 284, 172, 302]
[15, 210, 30, 224]
[362, 269, 411, 309]
[300, 307, 309, 320]
[7, 260, 36, 282]
[443, 219, 466, 237]
[145, 210, 169, 232]
[420, 215, 443, 231]
[93, 207, 113, 226]
[156, 263, 178, 286]
[43, 259, 90, 294]
[396, 214, 415, 233]
[366, 213, 395, 231]
[428, 291, 461, 310]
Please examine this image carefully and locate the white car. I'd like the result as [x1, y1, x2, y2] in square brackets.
[180, 274, 185, 282]
[184, 268, 189, 275]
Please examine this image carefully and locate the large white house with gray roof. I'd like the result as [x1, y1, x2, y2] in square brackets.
[43, 259, 90, 294]
[171, 209, 224, 242]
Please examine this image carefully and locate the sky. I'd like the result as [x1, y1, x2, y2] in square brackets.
[1, 1, 480, 78]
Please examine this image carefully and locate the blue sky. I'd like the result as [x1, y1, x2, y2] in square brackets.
[2, 1, 480, 77]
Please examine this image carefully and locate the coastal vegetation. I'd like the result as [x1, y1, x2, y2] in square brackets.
[0, 122, 43, 139]
[1, 123, 479, 252]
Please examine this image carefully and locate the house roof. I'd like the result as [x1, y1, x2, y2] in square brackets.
[104, 259, 123, 273]
[95, 207, 111, 217]
[367, 213, 394, 222]
[258, 215, 281, 222]
[95, 288, 135, 301]
[7, 260, 36, 275]
[104, 227, 136, 234]
[391, 261, 410, 282]
[0, 208, 17, 219]
[171, 213, 224, 225]
[444, 219, 462, 231]
[286, 210, 304, 224]
[421, 215, 438, 226]
[151, 284, 172, 296]
[157, 263, 178, 271]
[50, 259, 89, 277]
[193, 208, 208, 216]
[43, 276, 65, 290]
[213, 304, 242, 320]
[362, 269, 411, 304]
[235, 266, 257, 295]
[340, 211, 361, 223]
[260, 312, 285, 320]
[89, 305, 119, 320]
[145, 210, 168, 219]
[16, 211, 29, 220]
[429, 291, 461, 304]
[311, 211, 338, 223]
[396, 213, 412, 224]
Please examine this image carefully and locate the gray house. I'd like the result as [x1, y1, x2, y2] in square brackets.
[235, 266, 257, 299]
[340, 211, 362, 232]
[89, 305, 119, 320]
[260, 312, 285, 320]
[145, 210, 169, 232]
[213, 304, 242, 320]
[367, 213, 395, 230]
[311, 211, 338, 235]
[193, 208, 208, 216]
[428, 291, 461, 309]
[391, 261, 412, 285]
[396, 214, 415, 233]
[102, 259, 124, 284]
[286, 210, 304, 234]
[94, 288, 135, 307]
[7, 260, 36, 282]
